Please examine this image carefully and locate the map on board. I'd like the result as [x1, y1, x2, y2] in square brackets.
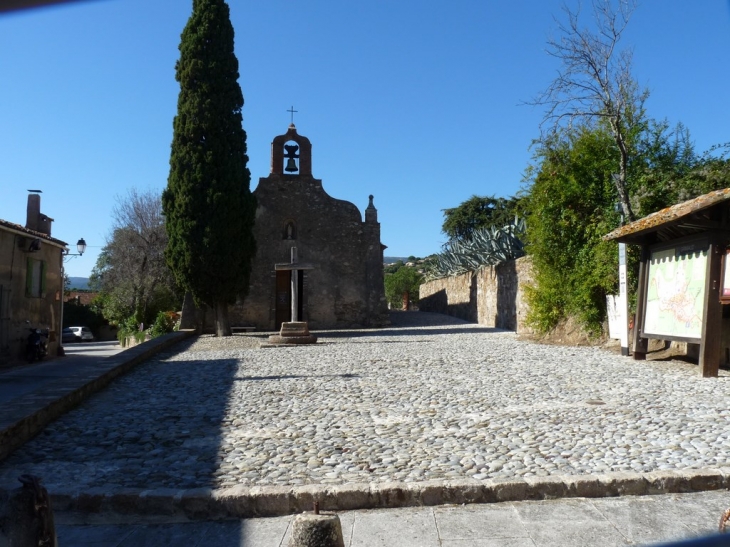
[644, 246, 707, 340]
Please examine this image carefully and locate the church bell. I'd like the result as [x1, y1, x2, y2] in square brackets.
[285, 158, 298, 173]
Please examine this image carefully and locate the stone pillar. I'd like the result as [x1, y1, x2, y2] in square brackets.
[291, 247, 299, 322]
[289, 513, 344, 547]
[0, 476, 57, 547]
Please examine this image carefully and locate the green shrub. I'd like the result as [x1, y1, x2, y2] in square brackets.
[148, 311, 176, 339]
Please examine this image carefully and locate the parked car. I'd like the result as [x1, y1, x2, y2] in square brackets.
[66, 326, 94, 342]
[61, 327, 76, 344]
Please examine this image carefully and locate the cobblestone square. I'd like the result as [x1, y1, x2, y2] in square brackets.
[2, 312, 730, 493]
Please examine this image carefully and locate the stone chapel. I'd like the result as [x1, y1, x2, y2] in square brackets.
[229, 124, 389, 330]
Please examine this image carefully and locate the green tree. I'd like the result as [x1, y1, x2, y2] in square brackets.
[442, 195, 523, 241]
[90, 189, 178, 328]
[162, 0, 256, 337]
[528, 0, 645, 222]
[385, 267, 423, 310]
[523, 120, 728, 335]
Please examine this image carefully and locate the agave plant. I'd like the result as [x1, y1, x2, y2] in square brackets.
[424, 217, 526, 281]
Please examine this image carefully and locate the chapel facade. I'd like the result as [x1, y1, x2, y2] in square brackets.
[229, 124, 389, 330]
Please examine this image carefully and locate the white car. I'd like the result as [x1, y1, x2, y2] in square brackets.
[67, 326, 94, 342]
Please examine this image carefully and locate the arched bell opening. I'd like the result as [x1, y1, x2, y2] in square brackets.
[283, 140, 300, 175]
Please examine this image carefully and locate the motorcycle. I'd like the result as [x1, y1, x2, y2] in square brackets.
[25, 324, 49, 363]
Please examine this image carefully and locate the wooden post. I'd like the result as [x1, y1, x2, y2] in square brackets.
[632, 245, 650, 360]
[699, 238, 724, 377]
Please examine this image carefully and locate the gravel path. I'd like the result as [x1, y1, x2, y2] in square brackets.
[2, 311, 729, 492]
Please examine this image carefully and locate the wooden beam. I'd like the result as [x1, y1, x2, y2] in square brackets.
[632, 245, 650, 360]
[678, 221, 730, 232]
[699, 238, 724, 377]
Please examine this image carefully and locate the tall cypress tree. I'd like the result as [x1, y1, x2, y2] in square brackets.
[163, 0, 256, 336]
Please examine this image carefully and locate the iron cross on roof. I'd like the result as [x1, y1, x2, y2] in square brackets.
[287, 106, 298, 124]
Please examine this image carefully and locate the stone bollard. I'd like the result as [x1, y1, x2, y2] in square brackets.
[289, 512, 345, 547]
[0, 475, 57, 546]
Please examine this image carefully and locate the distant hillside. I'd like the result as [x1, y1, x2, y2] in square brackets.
[68, 277, 90, 290]
[384, 256, 409, 264]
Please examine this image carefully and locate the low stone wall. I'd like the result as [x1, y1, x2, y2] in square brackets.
[419, 256, 534, 333]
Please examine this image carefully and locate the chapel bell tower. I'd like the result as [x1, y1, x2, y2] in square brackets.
[270, 124, 312, 176]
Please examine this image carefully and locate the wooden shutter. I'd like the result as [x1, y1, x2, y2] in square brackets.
[40, 260, 46, 297]
[26, 258, 33, 297]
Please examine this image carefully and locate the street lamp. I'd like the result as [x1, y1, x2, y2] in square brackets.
[65, 238, 86, 257]
[59, 237, 87, 356]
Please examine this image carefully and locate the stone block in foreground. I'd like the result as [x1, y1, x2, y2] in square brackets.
[289, 513, 344, 547]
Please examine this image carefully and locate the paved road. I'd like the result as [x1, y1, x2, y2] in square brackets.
[62, 340, 124, 359]
[3, 312, 729, 493]
[0, 340, 123, 405]
[2, 314, 730, 546]
[56, 490, 730, 546]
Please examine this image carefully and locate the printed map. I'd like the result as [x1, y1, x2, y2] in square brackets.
[644, 247, 707, 339]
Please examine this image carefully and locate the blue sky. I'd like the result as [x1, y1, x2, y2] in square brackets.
[1, 0, 729, 277]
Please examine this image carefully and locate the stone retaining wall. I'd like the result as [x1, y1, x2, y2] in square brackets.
[419, 256, 534, 333]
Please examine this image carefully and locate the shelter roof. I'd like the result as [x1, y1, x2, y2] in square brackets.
[603, 188, 730, 245]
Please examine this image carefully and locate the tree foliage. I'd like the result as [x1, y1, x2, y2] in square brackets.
[89, 189, 178, 327]
[528, 0, 644, 222]
[441, 195, 523, 241]
[162, 0, 256, 336]
[523, 121, 730, 335]
[384, 265, 423, 310]
[521, 0, 730, 336]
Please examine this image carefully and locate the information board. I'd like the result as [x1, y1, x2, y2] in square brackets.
[643, 244, 707, 340]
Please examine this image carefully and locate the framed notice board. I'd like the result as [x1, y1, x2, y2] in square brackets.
[642, 240, 708, 341]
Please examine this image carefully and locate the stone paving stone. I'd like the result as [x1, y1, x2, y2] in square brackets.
[116, 522, 213, 547]
[203, 517, 291, 547]
[440, 540, 537, 547]
[434, 505, 528, 540]
[526, 523, 631, 547]
[512, 498, 608, 523]
[648, 493, 730, 537]
[56, 523, 135, 546]
[590, 496, 701, 545]
[349, 506, 439, 547]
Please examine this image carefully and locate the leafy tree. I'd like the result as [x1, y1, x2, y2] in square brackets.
[442, 195, 523, 241]
[524, 125, 621, 334]
[523, 120, 729, 335]
[385, 267, 423, 310]
[528, 0, 644, 222]
[162, 0, 257, 337]
[62, 299, 105, 334]
[90, 189, 178, 327]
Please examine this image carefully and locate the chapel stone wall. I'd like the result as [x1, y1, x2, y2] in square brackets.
[230, 173, 388, 330]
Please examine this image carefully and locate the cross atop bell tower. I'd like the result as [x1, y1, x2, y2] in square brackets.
[270, 124, 312, 176]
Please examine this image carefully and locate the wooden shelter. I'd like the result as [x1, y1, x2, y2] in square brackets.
[604, 188, 730, 377]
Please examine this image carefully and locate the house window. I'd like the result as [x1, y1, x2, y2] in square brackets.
[26, 258, 46, 298]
